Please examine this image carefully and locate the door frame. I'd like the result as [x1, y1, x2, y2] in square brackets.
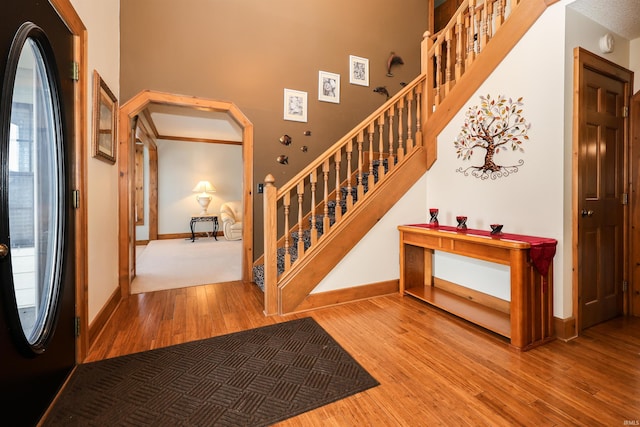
[572, 47, 633, 335]
[48, 0, 89, 361]
[118, 91, 254, 297]
[630, 89, 640, 316]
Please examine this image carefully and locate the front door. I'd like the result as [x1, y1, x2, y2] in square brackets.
[0, 1, 76, 425]
[576, 48, 631, 330]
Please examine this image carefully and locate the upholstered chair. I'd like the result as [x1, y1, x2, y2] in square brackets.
[220, 201, 243, 240]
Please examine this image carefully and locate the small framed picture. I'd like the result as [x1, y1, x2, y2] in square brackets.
[318, 71, 340, 103]
[92, 70, 118, 164]
[283, 88, 308, 122]
[349, 55, 369, 87]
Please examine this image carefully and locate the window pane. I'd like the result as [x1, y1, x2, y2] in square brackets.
[9, 38, 62, 345]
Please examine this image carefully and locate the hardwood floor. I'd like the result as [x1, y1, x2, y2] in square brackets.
[85, 281, 640, 426]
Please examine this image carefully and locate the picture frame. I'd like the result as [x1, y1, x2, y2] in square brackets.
[349, 55, 369, 87]
[92, 70, 118, 164]
[283, 88, 308, 122]
[318, 71, 340, 103]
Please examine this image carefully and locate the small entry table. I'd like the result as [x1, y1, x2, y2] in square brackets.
[398, 224, 557, 351]
[190, 214, 218, 242]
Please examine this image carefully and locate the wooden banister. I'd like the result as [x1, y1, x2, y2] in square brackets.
[261, 0, 558, 315]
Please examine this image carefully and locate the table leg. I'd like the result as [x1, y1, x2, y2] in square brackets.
[190, 218, 196, 242]
[213, 217, 218, 241]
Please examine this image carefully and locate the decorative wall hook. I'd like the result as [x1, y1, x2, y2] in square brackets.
[386, 52, 404, 77]
[373, 86, 390, 99]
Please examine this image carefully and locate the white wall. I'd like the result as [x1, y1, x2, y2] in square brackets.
[630, 38, 640, 85]
[69, 0, 120, 325]
[135, 146, 150, 241]
[427, 5, 568, 315]
[156, 140, 243, 234]
[312, 175, 427, 293]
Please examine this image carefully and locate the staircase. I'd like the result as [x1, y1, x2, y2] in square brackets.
[255, 0, 557, 315]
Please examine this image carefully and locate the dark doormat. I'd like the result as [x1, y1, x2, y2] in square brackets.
[43, 317, 379, 426]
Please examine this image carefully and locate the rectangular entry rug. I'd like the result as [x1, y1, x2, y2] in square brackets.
[43, 318, 379, 426]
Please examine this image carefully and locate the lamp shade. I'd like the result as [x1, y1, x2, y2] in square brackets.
[192, 180, 216, 193]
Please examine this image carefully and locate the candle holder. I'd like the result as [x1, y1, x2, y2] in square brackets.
[490, 224, 503, 235]
[456, 216, 467, 230]
[429, 208, 439, 226]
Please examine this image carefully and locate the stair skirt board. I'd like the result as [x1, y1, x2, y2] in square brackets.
[253, 158, 390, 291]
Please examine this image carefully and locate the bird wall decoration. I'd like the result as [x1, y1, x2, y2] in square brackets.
[276, 155, 288, 165]
[373, 86, 390, 99]
[386, 52, 404, 77]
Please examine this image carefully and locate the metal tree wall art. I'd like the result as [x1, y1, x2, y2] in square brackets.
[454, 94, 531, 180]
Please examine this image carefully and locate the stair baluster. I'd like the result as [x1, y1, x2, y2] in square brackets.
[346, 140, 354, 209]
[357, 131, 365, 200]
[322, 160, 331, 235]
[297, 181, 305, 257]
[367, 123, 375, 190]
[384, 105, 394, 179]
[396, 97, 405, 166]
[334, 150, 343, 223]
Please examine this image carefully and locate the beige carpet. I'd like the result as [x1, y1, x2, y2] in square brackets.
[131, 238, 242, 294]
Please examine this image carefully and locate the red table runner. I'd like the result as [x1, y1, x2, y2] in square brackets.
[405, 224, 557, 285]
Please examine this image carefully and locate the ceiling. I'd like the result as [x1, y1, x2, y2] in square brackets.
[140, 0, 639, 143]
[568, 0, 640, 40]
[137, 103, 243, 144]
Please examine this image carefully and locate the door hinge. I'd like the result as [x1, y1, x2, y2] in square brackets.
[72, 190, 80, 209]
[623, 281, 628, 292]
[75, 317, 81, 337]
[623, 106, 629, 118]
[71, 61, 79, 81]
[622, 193, 628, 205]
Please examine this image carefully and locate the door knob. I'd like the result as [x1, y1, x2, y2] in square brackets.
[581, 209, 594, 217]
[0, 243, 8, 259]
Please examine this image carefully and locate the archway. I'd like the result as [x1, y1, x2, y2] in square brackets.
[118, 91, 253, 297]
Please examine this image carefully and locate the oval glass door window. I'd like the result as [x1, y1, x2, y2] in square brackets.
[8, 36, 63, 348]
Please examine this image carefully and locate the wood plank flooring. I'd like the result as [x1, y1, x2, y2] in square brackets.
[85, 281, 640, 426]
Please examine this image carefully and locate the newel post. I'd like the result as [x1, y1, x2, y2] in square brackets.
[263, 174, 278, 315]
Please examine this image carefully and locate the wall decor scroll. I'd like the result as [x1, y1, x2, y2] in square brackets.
[454, 94, 531, 180]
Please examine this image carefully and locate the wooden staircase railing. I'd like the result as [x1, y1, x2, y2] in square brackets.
[422, 0, 557, 166]
[260, 0, 557, 315]
[261, 74, 426, 315]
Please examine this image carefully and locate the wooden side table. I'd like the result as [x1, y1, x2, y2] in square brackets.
[190, 214, 218, 242]
[398, 224, 557, 351]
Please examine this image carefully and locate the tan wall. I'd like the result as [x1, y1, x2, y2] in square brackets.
[120, 0, 429, 257]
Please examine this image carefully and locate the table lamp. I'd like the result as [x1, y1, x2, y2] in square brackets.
[192, 180, 216, 214]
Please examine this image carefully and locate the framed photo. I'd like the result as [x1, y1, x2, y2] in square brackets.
[92, 70, 118, 164]
[349, 55, 369, 87]
[318, 71, 340, 103]
[283, 88, 308, 122]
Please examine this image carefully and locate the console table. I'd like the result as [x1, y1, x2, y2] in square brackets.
[398, 224, 557, 351]
[190, 214, 218, 242]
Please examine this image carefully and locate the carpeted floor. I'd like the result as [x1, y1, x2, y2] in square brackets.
[43, 318, 379, 426]
[132, 238, 242, 294]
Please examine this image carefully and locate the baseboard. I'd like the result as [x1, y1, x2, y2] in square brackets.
[87, 287, 121, 352]
[136, 239, 150, 245]
[554, 316, 577, 341]
[293, 280, 399, 312]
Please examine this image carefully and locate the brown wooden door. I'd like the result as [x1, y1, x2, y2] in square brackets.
[577, 52, 629, 330]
